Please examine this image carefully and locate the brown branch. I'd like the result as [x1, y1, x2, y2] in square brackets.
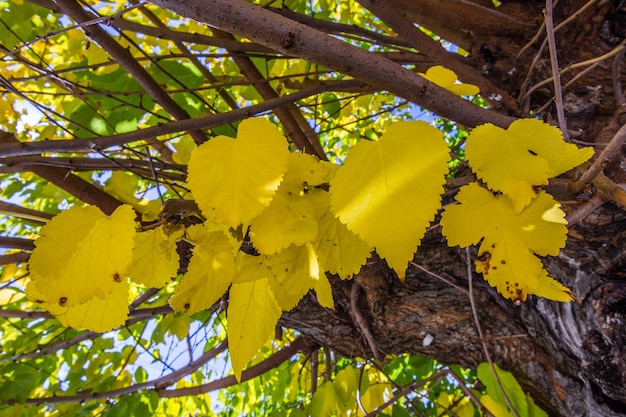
[571, 123, 626, 193]
[0, 236, 35, 251]
[350, 282, 382, 362]
[0, 81, 364, 158]
[212, 29, 326, 159]
[148, 0, 515, 129]
[158, 336, 315, 397]
[544, 0, 568, 138]
[0, 199, 53, 225]
[54, 0, 208, 145]
[0, 252, 30, 265]
[0, 132, 124, 215]
[565, 195, 606, 225]
[356, 0, 518, 111]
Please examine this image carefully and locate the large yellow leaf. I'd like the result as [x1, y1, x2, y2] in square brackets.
[465, 119, 594, 213]
[169, 229, 236, 314]
[227, 278, 282, 381]
[28, 205, 136, 307]
[27, 279, 129, 333]
[233, 252, 273, 284]
[330, 121, 449, 278]
[187, 118, 290, 228]
[441, 183, 573, 302]
[128, 226, 182, 288]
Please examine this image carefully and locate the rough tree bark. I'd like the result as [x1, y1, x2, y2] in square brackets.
[147, 0, 626, 415]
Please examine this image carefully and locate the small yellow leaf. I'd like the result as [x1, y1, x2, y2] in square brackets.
[169, 229, 235, 314]
[28, 279, 130, 333]
[441, 183, 572, 302]
[466, 119, 593, 213]
[266, 244, 320, 311]
[330, 121, 449, 278]
[233, 252, 272, 284]
[310, 191, 371, 279]
[227, 278, 282, 381]
[28, 205, 136, 307]
[250, 192, 317, 255]
[187, 118, 290, 227]
[128, 226, 181, 288]
[420, 65, 480, 96]
[172, 134, 197, 165]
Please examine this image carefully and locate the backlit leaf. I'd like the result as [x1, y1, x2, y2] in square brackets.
[465, 119, 594, 213]
[187, 118, 290, 227]
[266, 244, 320, 311]
[330, 121, 449, 278]
[128, 226, 182, 288]
[477, 363, 529, 417]
[420, 65, 480, 96]
[28, 205, 136, 307]
[227, 278, 282, 381]
[169, 228, 236, 314]
[27, 279, 129, 333]
[441, 183, 573, 302]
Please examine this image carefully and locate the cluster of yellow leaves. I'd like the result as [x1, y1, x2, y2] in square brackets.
[25, 115, 592, 381]
[442, 118, 593, 302]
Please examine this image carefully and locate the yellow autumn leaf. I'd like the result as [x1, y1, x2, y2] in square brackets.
[266, 243, 321, 311]
[128, 226, 182, 288]
[227, 278, 282, 381]
[420, 65, 479, 96]
[172, 134, 197, 165]
[330, 121, 449, 279]
[465, 119, 594, 213]
[250, 191, 318, 255]
[441, 183, 573, 302]
[169, 229, 236, 314]
[233, 252, 273, 284]
[28, 205, 136, 307]
[187, 118, 290, 228]
[310, 190, 371, 279]
[104, 171, 161, 222]
[27, 279, 130, 333]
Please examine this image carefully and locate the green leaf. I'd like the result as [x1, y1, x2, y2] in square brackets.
[477, 363, 529, 417]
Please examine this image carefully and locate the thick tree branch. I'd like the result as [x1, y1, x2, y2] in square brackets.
[356, 0, 518, 111]
[148, 0, 515, 129]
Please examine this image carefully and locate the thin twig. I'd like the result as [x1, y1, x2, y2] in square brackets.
[566, 195, 606, 225]
[350, 282, 383, 362]
[465, 248, 520, 417]
[572, 123, 626, 192]
[409, 261, 469, 295]
[544, 0, 568, 139]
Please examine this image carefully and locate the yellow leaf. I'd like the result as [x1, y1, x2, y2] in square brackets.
[187, 118, 290, 228]
[266, 244, 320, 311]
[128, 226, 182, 288]
[227, 278, 282, 381]
[420, 65, 480, 96]
[0, 286, 24, 305]
[358, 366, 392, 416]
[28, 205, 136, 307]
[27, 279, 130, 333]
[250, 192, 317, 255]
[441, 183, 573, 302]
[310, 190, 371, 279]
[104, 171, 139, 203]
[465, 119, 594, 213]
[167, 314, 191, 341]
[172, 134, 197, 165]
[233, 252, 272, 284]
[481, 395, 513, 417]
[169, 229, 235, 314]
[330, 121, 449, 278]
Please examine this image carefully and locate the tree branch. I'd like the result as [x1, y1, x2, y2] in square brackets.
[148, 0, 515, 129]
[0, 81, 364, 158]
[54, 0, 208, 145]
[158, 336, 315, 397]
